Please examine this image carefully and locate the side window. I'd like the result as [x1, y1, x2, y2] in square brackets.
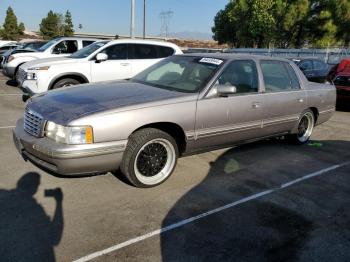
[261, 61, 295, 92]
[313, 60, 327, 70]
[131, 44, 158, 59]
[299, 60, 313, 71]
[156, 46, 175, 58]
[285, 63, 301, 89]
[101, 44, 127, 60]
[334, 76, 350, 87]
[82, 40, 95, 47]
[52, 40, 78, 54]
[217, 60, 258, 94]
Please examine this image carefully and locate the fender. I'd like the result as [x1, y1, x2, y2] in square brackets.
[48, 72, 90, 89]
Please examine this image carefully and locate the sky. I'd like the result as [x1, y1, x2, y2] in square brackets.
[0, 0, 228, 38]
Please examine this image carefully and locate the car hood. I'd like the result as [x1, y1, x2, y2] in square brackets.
[21, 57, 75, 70]
[27, 80, 192, 125]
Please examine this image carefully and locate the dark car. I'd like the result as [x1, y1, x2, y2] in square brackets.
[0, 41, 47, 69]
[289, 58, 330, 83]
[333, 74, 350, 105]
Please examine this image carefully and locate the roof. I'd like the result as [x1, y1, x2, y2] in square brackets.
[104, 39, 181, 49]
[179, 52, 293, 62]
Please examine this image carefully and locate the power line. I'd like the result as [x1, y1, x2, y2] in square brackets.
[159, 10, 173, 38]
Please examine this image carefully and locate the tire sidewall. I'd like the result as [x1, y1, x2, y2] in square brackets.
[123, 129, 179, 188]
[53, 78, 80, 89]
[294, 109, 315, 144]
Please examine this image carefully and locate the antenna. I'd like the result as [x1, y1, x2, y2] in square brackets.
[159, 10, 173, 38]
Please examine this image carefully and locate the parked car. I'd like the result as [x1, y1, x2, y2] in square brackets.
[290, 57, 330, 83]
[13, 54, 336, 187]
[2, 37, 99, 79]
[327, 58, 350, 82]
[332, 74, 350, 104]
[0, 41, 47, 69]
[17, 39, 183, 100]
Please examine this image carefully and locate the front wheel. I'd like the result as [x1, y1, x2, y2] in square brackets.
[288, 110, 315, 144]
[121, 128, 178, 188]
[52, 78, 81, 89]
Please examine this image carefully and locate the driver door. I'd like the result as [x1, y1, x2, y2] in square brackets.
[195, 60, 264, 149]
[90, 43, 132, 82]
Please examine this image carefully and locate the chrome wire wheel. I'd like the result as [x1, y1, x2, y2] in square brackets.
[134, 138, 176, 186]
[297, 112, 314, 143]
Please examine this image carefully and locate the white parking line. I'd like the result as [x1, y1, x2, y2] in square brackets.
[73, 161, 350, 262]
[0, 126, 15, 129]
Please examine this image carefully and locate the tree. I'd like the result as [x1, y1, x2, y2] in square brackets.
[18, 22, 25, 35]
[78, 23, 83, 30]
[0, 7, 25, 40]
[212, 0, 347, 48]
[248, 0, 276, 47]
[39, 11, 62, 39]
[63, 10, 74, 36]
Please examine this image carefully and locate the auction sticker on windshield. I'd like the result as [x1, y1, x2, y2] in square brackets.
[199, 57, 223, 65]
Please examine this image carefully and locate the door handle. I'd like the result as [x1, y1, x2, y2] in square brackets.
[120, 63, 130, 66]
[297, 98, 304, 103]
[252, 102, 260, 109]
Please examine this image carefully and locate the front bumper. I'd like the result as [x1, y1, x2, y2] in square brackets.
[2, 65, 15, 78]
[19, 80, 37, 102]
[13, 118, 127, 176]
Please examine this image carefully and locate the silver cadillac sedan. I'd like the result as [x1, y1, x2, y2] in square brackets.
[13, 54, 336, 187]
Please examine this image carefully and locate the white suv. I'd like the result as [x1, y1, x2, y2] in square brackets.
[17, 39, 182, 99]
[3, 37, 98, 79]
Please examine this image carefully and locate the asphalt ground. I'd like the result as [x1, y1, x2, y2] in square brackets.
[0, 74, 349, 262]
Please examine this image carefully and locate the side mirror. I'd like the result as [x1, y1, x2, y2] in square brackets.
[217, 85, 237, 97]
[96, 53, 108, 62]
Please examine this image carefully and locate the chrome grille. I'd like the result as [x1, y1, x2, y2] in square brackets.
[24, 108, 44, 137]
[17, 68, 27, 85]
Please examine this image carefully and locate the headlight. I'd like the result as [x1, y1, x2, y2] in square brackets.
[45, 121, 93, 144]
[8, 55, 15, 62]
[26, 72, 37, 80]
[28, 66, 50, 71]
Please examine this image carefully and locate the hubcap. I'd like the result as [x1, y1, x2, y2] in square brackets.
[297, 112, 314, 142]
[134, 138, 176, 185]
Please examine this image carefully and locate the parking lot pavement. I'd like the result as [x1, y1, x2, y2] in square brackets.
[0, 74, 349, 261]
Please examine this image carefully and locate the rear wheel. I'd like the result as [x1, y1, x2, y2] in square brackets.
[52, 78, 81, 89]
[121, 128, 178, 188]
[289, 110, 315, 144]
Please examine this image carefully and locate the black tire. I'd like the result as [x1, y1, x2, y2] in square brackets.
[121, 128, 179, 188]
[52, 78, 81, 89]
[288, 109, 315, 145]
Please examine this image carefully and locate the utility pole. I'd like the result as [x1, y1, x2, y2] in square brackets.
[130, 0, 135, 38]
[143, 0, 146, 39]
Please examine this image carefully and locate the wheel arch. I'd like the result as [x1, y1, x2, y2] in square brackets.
[309, 107, 319, 124]
[49, 73, 89, 90]
[131, 122, 187, 156]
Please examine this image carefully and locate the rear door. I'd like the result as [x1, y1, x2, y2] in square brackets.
[260, 60, 306, 135]
[195, 59, 264, 149]
[90, 43, 132, 82]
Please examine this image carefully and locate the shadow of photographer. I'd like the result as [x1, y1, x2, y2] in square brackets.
[0, 172, 64, 261]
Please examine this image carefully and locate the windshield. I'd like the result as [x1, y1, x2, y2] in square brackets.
[132, 56, 223, 93]
[37, 38, 61, 52]
[70, 41, 109, 59]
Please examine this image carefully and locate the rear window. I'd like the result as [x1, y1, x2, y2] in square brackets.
[82, 40, 95, 47]
[156, 46, 175, 58]
[261, 61, 299, 92]
[130, 44, 158, 59]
